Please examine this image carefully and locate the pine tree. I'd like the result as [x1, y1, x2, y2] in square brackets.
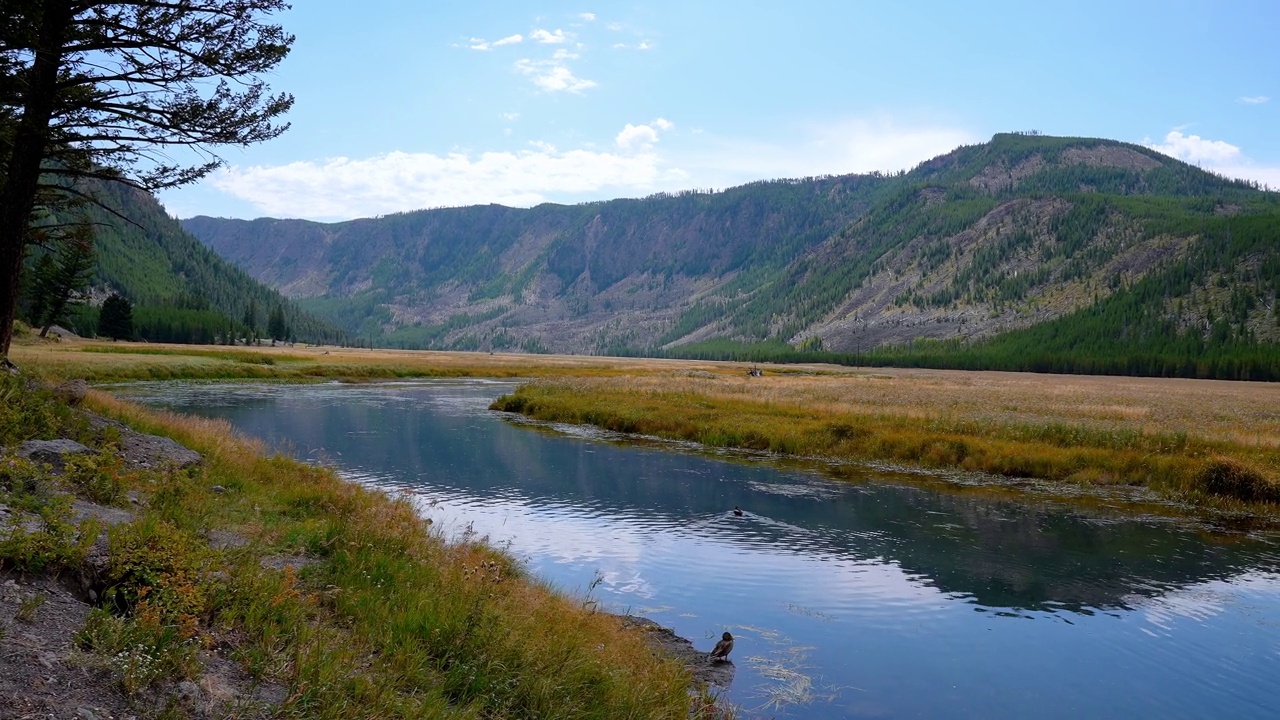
[0, 1, 294, 359]
[98, 292, 133, 340]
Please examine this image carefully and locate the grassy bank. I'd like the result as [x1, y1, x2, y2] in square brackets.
[9, 338, 726, 383]
[1, 373, 710, 718]
[491, 372, 1280, 511]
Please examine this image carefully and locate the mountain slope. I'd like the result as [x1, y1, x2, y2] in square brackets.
[26, 180, 344, 344]
[183, 133, 1280, 374]
[185, 174, 885, 351]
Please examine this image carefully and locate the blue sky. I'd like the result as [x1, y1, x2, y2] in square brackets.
[158, 0, 1280, 221]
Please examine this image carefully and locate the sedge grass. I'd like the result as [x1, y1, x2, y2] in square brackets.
[491, 372, 1280, 511]
[78, 389, 703, 718]
[1, 369, 707, 718]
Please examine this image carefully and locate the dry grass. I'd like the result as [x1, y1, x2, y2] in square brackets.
[15, 338, 1280, 509]
[78, 389, 703, 718]
[492, 369, 1280, 511]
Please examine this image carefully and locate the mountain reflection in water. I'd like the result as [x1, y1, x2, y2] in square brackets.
[114, 380, 1280, 720]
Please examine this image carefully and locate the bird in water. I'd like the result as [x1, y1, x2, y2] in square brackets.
[710, 631, 734, 661]
[732, 506, 744, 517]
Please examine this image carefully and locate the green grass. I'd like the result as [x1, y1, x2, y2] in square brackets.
[0, 372, 714, 718]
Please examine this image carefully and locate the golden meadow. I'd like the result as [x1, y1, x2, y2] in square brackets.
[5, 337, 730, 719]
[14, 337, 1280, 512]
[6, 334, 1280, 716]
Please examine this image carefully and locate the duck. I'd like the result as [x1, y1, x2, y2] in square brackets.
[732, 506, 744, 517]
[710, 631, 734, 661]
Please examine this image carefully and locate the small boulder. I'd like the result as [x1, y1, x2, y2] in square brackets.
[53, 379, 88, 406]
[119, 432, 202, 470]
[16, 438, 93, 471]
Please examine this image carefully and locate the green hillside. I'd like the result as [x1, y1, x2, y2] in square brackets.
[21, 181, 344, 345]
[184, 133, 1280, 378]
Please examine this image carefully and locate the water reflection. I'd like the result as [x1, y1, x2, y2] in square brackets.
[113, 380, 1280, 719]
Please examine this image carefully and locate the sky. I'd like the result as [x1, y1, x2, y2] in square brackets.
[156, 0, 1280, 221]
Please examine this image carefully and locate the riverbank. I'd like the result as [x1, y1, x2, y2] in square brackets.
[490, 372, 1280, 517]
[0, 372, 723, 718]
[13, 337, 1280, 517]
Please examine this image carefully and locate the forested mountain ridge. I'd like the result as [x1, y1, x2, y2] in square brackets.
[183, 133, 1280, 375]
[27, 180, 344, 344]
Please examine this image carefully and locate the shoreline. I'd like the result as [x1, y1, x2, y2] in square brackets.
[1, 372, 725, 718]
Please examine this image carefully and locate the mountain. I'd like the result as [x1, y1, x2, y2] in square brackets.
[25, 180, 344, 344]
[183, 134, 1280, 376]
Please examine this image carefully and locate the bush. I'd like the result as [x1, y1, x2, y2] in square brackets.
[1198, 457, 1280, 504]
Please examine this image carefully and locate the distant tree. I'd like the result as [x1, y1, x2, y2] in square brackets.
[97, 292, 132, 340]
[0, 0, 294, 360]
[24, 230, 95, 337]
[242, 298, 259, 342]
[267, 303, 288, 342]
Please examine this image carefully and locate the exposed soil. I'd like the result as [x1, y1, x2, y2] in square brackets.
[1, 410, 283, 720]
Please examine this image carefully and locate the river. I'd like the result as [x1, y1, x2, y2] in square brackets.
[112, 379, 1280, 719]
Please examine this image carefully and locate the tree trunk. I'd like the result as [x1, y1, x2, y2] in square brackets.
[0, 0, 72, 359]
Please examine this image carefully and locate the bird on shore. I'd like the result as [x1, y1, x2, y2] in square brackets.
[710, 631, 734, 661]
[732, 506, 744, 517]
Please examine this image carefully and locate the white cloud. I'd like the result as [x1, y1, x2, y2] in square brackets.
[468, 37, 491, 51]
[514, 58, 596, 93]
[212, 144, 675, 220]
[1145, 130, 1242, 165]
[202, 117, 990, 220]
[492, 33, 523, 47]
[636, 40, 653, 50]
[1144, 130, 1280, 190]
[502, 112, 520, 121]
[1238, 95, 1270, 105]
[616, 118, 674, 151]
[530, 28, 569, 44]
[606, 22, 623, 31]
[552, 48, 579, 60]
[616, 124, 659, 150]
[578, 12, 596, 21]
[677, 118, 978, 187]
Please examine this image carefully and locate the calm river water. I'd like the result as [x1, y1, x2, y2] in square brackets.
[113, 379, 1280, 719]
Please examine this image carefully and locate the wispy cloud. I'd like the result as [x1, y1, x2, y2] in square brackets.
[680, 118, 979, 185]
[210, 137, 679, 220]
[514, 58, 596, 93]
[493, 34, 523, 47]
[577, 12, 596, 22]
[1238, 95, 1270, 105]
[207, 117, 990, 220]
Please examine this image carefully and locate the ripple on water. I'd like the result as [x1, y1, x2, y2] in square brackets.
[119, 380, 1280, 720]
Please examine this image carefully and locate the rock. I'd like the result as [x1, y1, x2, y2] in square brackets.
[177, 679, 201, 704]
[118, 432, 202, 470]
[75, 708, 99, 720]
[15, 439, 93, 471]
[260, 555, 316, 571]
[53, 379, 88, 406]
[618, 616, 737, 689]
[210, 485, 227, 494]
